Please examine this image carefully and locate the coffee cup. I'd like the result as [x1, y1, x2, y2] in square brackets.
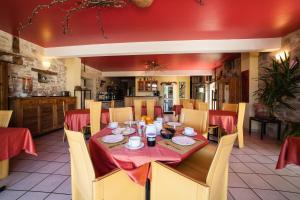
[128, 136, 141, 148]
[109, 122, 118, 129]
[184, 127, 195, 136]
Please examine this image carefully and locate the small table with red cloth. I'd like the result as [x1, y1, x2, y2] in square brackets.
[276, 136, 300, 169]
[172, 105, 183, 117]
[209, 110, 238, 134]
[0, 128, 37, 180]
[64, 109, 110, 131]
[89, 127, 208, 186]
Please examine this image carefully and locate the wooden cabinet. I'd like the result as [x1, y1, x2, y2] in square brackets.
[0, 62, 8, 109]
[9, 97, 76, 137]
[138, 79, 158, 92]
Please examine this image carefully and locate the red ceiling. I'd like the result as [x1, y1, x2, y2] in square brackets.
[83, 53, 239, 71]
[0, 0, 300, 47]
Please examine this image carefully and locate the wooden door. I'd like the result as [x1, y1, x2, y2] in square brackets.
[0, 62, 8, 109]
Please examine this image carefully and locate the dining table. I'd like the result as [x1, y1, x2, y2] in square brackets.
[65, 106, 164, 132]
[89, 126, 208, 186]
[276, 136, 300, 169]
[0, 127, 37, 180]
[172, 105, 238, 134]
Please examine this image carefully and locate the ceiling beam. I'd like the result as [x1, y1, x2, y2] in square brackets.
[44, 38, 281, 58]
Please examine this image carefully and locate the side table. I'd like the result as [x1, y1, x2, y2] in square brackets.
[249, 116, 281, 140]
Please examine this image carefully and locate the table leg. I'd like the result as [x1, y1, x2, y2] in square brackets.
[261, 122, 265, 140]
[146, 178, 150, 200]
[277, 122, 281, 140]
[249, 119, 252, 135]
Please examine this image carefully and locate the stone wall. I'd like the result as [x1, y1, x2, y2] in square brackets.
[0, 30, 66, 97]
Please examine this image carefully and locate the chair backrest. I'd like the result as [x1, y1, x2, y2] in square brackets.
[0, 110, 13, 128]
[206, 133, 238, 200]
[222, 103, 238, 112]
[180, 108, 208, 133]
[90, 102, 102, 135]
[134, 100, 143, 121]
[146, 100, 156, 119]
[85, 99, 94, 109]
[110, 100, 115, 108]
[182, 100, 194, 109]
[109, 107, 133, 123]
[195, 101, 209, 111]
[66, 130, 95, 200]
[237, 103, 246, 148]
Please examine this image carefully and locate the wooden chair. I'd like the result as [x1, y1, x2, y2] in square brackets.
[85, 99, 94, 109]
[180, 108, 208, 138]
[110, 100, 115, 108]
[195, 101, 209, 111]
[237, 103, 246, 148]
[134, 100, 143, 121]
[222, 103, 238, 113]
[90, 102, 102, 136]
[62, 101, 67, 142]
[109, 107, 133, 123]
[65, 130, 144, 200]
[146, 99, 156, 119]
[181, 99, 194, 109]
[151, 133, 238, 200]
[0, 110, 13, 128]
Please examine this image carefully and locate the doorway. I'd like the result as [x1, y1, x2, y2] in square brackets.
[163, 85, 173, 113]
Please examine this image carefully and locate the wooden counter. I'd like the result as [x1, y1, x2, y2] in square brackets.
[9, 96, 76, 137]
[124, 96, 161, 107]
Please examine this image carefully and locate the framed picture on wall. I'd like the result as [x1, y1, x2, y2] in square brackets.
[179, 82, 186, 99]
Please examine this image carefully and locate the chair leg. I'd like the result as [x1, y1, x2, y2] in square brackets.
[0, 159, 9, 180]
[62, 131, 66, 143]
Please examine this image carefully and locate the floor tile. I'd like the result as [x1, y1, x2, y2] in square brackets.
[18, 191, 49, 200]
[281, 192, 300, 200]
[230, 155, 241, 163]
[246, 163, 274, 174]
[241, 147, 259, 155]
[0, 172, 30, 187]
[239, 173, 274, 189]
[31, 175, 68, 193]
[54, 154, 70, 163]
[10, 160, 48, 173]
[9, 173, 49, 190]
[34, 152, 62, 161]
[229, 188, 261, 200]
[282, 176, 300, 189]
[250, 154, 275, 164]
[0, 190, 26, 200]
[44, 193, 71, 200]
[230, 162, 253, 173]
[254, 189, 287, 200]
[54, 177, 71, 194]
[260, 174, 300, 193]
[54, 163, 71, 176]
[228, 191, 234, 200]
[228, 173, 248, 188]
[235, 154, 257, 162]
[264, 163, 298, 176]
[36, 162, 65, 174]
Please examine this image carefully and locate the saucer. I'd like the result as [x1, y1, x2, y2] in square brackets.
[124, 142, 144, 150]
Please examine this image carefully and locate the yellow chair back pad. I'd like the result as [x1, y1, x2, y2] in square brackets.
[0, 110, 13, 128]
[134, 100, 143, 121]
[195, 102, 209, 111]
[180, 108, 208, 134]
[222, 103, 238, 112]
[66, 130, 95, 200]
[90, 102, 102, 135]
[206, 133, 238, 200]
[146, 99, 156, 119]
[109, 107, 133, 123]
[85, 100, 94, 109]
[237, 103, 246, 148]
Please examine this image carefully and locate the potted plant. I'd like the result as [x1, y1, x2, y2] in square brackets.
[254, 53, 300, 118]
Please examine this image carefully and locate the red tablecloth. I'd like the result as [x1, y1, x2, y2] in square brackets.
[172, 105, 183, 116]
[276, 136, 300, 169]
[64, 109, 109, 131]
[209, 110, 238, 134]
[89, 127, 208, 186]
[0, 128, 37, 161]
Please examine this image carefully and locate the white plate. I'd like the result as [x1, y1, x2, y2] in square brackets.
[167, 122, 182, 127]
[124, 142, 144, 150]
[112, 127, 135, 136]
[172, 136, 196, 146]
[101, 134, 124, 144]
[183, 131, 197, 137]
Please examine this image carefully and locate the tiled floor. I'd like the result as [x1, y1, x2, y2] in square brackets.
[1, 126, 300, 199]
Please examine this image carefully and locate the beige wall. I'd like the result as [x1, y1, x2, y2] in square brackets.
[64, 58, 81, 109]
[135, 76, 190, 105]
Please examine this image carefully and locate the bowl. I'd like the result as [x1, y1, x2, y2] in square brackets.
[160, 128, 175, 139]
